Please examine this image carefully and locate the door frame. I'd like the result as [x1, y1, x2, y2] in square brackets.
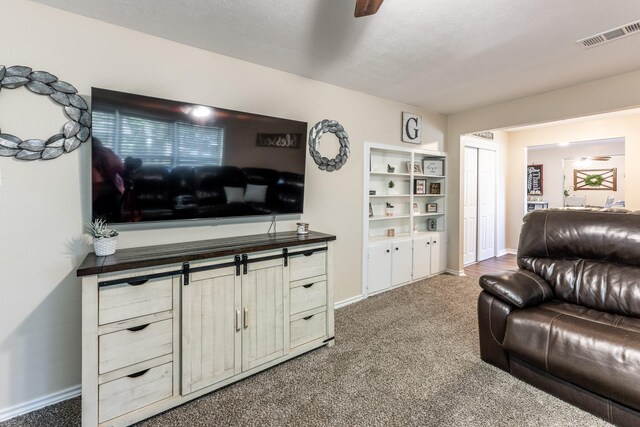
[463, 136, 498, 265]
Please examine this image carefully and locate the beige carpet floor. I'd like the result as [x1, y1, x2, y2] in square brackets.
[1, 275, 609, 426]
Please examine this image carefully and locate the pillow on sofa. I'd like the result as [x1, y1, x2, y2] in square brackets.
[244, 184, 268, 203]
[224, 186, 244, 203]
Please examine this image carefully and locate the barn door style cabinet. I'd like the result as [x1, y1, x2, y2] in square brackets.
[77, 231, 335, 427]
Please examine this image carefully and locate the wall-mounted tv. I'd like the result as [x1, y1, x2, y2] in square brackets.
[91, 88, 307, 224]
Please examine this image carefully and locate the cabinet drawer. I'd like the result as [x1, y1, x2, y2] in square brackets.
[290, 310, 327, 348]
[99, 319, 173, 374]
[290, 250, 326, 281]
[99, 277, 173, 325]
[98, 362, 173, 423]
[290, 279, 326, 315]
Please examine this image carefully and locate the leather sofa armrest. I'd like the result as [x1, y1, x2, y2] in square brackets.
[479, 269, 553, 308]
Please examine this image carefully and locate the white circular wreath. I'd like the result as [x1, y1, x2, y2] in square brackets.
[0, 65, 91, 161]
[308, 119, 350, 172]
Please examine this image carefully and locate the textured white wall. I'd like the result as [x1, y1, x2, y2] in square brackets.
[0, 0, 446, 412]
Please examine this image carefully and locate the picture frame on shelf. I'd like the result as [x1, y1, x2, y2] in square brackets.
[429, 182, 441, 195]
[414, 179, 426, 194]
[405, 161, 423, 174]
[423, 159, 444, 176]
[427, 218, 438, 231]
[426, 203, 437, 212]
[412, 202, 420, 214]
[386, 228, 395, 237]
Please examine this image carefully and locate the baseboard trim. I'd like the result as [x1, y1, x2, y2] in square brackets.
[496, 248, 507, 257]
[0, 384, 81, 422]
[335, 294, 365, 309]
[505, 248, 517, 255]
[445, 269, 466, 276]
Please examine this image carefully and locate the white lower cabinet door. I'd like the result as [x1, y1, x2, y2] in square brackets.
[431, 233, 447, 274]
[182, 265, 241, 394]
[412, 236, 432, 280]
[367, 242, 392, 294]
[391, 239, 413, 286]
[242, 258, 287, 371]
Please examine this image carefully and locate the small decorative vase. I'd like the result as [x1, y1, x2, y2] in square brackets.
[94, 236, 117, 256]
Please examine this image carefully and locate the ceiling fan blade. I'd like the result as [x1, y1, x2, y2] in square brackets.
[354, 0, 384, 17]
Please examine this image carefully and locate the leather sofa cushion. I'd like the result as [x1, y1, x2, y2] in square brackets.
[518, 210, 640, 267]
[504, 300, 640, 411]
[518, 257, 640, 318]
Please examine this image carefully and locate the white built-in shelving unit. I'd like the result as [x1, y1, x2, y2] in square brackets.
[363, 142, 447, 296]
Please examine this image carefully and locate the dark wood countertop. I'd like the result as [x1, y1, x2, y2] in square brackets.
[77, 231, 336, 277]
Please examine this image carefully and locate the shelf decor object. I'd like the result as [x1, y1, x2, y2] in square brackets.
[574, 168, 617, 191]
[0, 65, 91, 160]
[423, 159, 444, 176]
[527, 164, 543, 195]
[414, 179, 426, 195]
[308, 119, 350, 172]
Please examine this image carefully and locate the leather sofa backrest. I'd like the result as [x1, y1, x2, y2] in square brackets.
[518, 210, 640, 317]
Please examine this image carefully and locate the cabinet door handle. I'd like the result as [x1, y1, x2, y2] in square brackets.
[127, 279, 149, 286]
[243, 308, 249, 329]
[127, 369, 150, 378]
[303, 283, 314, 288]
[236, 309, 241, 332]
[433, 241, 437, 244]
[386, 249, 390, 253]
[303, 314, 314, 320]
[127, 323, 150, 332]
[427, 242, 430, 245]
[395, 247, 399, 251]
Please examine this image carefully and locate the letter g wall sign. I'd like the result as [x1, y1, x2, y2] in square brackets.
[402, 112, 422, 144]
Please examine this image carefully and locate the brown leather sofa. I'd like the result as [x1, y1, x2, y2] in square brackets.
[478, 209, 640, 426]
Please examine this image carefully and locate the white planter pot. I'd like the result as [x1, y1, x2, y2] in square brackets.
[94, 236, 118, 256]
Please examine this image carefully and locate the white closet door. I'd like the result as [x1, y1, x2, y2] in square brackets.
[477, 149, 496, 261]
[463, 147, 478, 265]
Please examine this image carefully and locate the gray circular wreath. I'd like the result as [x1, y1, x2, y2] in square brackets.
[308, 119, 350, 172]
[0, 65, 91, 161]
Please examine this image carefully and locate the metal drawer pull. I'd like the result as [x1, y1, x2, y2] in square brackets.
[127, 324, 150, 332]
[303, 315, 314, 320]
[127, 369, 150, 378]
[303, 251, 314, 257]
[303, 283, 315, 288]
[127, 279, 149, 286]
[243, 308, 249, 329]
[236, 309, 241, 332]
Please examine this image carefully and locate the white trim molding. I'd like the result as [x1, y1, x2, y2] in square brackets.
[0, 384, 80, 422]
[335, 294, 366, 309]
[445, 269, 467, 276]
[505, 248, 518, 255]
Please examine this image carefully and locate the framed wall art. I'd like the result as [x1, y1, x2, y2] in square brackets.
[428, 182, 441, 195]
[527, 164, 543, 195]
[414, 179, 426, 194]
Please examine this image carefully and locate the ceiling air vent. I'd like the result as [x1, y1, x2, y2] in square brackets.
[577, 19, 640, 49]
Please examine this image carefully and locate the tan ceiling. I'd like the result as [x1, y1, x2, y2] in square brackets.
[30, 0, 640, 114]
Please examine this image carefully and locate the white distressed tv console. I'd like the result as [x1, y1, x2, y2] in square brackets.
[77, 231, 336, 426]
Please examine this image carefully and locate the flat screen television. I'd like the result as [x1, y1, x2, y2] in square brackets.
[90, 88, 307, 224]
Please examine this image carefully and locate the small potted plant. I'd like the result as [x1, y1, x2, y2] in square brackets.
[86, 218, 119, 256]
[385, 202, 395, 217]
[387, 164, 395, 173]
[387, 180, 397, 195]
